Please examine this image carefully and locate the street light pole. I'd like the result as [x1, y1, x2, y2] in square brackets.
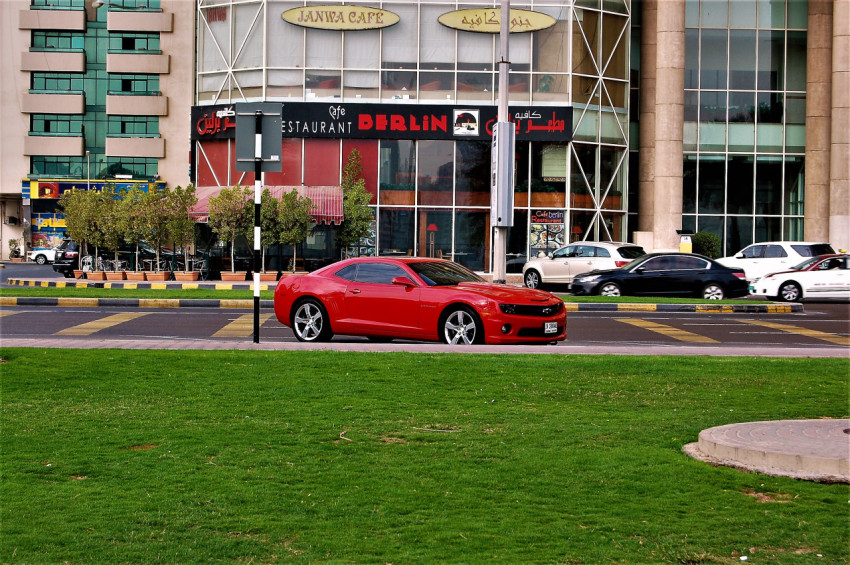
[86, 150, 90, 192]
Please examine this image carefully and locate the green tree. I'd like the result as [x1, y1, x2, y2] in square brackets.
[692, 231, 722, 259]
[119, 185, 147, 271]
[59, 188, 100, 267]
[337, 149, 374, 257]
[278, 189, 313, 272]
[167, 185, 199, 272]
[260, 188, 281, 273]
[141, 188, 171, 272]
[98, 185, 126, 271]
[208, 186, 252, 273]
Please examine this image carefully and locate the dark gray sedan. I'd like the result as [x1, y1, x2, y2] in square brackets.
[570, 253, 749, 300]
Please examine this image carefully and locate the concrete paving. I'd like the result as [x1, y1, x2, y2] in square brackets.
[684, 419, 850, 484]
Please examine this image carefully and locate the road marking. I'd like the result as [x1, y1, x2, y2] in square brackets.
[616, 318, 718, 343]
[213, 314, 273, 338]
[739, 320, 850, 346]
[56, 312, 150, 336]
[0, 310, 20, 317]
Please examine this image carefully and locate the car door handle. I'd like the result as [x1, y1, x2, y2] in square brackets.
[349, 289, 361, 294]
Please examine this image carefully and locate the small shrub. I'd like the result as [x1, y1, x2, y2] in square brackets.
[692, 231, 721, 258]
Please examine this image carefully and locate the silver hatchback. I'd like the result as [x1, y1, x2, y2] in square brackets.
[522, 242, 646, 289]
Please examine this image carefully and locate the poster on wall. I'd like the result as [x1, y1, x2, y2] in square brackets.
[529, 209, 564, 258]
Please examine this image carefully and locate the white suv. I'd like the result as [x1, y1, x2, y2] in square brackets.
[718, 241, 835, 281]
[522, 242, 646, 288]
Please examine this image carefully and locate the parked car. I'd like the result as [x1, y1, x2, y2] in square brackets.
[27, 246, 58, 265]
[52, 239, 81, 277]
[522, 242, 646, 289]
[570, 252, 749, 299]
[274, 257, 567, 344]
[749, 254, 849, 301]
[52, 239, 176, 277]
[718, 241, 835, 281]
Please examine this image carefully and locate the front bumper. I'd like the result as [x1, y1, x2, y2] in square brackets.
[481, 310, 567, 344]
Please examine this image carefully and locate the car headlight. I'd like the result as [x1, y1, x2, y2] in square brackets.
[575, 275, 600, 283]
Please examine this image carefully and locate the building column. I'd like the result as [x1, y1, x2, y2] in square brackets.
[804, 0, 833, 244]
[829, 0, 850, 251]
[638, 0, 686, 251]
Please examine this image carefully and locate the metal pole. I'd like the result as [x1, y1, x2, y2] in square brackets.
[492, 0, 510, 284]
[86, 150, 90, 192]
[253, 112, 262, 343]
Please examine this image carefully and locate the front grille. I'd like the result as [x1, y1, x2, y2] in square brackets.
[517, 324, 565, 337]
[500, 302, 564, 317]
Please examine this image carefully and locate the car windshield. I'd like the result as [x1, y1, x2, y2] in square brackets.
[408, 260, 484, 286]
[790, 257, 821, 270]
[618, 246, 646, 259]
[793, 243, 835, 256]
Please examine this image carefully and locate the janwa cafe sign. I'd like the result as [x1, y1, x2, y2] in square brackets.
[282, 5, 399, 30]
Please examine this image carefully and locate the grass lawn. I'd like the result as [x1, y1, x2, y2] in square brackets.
[1, 350, 847, 563]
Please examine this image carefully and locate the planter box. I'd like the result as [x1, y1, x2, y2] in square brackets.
[86, 271, 107, 281]
[145, 271, 170, 281]
[105, 271, 126, 281]
[258, 272, 278, 281]
[174, 271, 200, 282]
[126, 271, 147, 281]
[73, 270, 86, 279]
[220, 271, 247, 282]
[9, 258, 24, 263]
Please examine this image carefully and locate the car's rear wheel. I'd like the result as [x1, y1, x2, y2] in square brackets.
[441, 306, 483, 345]
[598, 282, 621, 297]
[35, 254, 47, 265]
[524, 270, 541, 289]
[291, 299, 333, 342]
[702, 283, 725, 300]
[777, 281, 802, 302]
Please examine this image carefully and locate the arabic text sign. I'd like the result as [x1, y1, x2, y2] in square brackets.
[192, 103, 572, 142]
[438, 8, 556, 34]
[282, 5, 400, 30]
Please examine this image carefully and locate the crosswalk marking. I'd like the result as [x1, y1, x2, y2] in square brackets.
[739, 320, 850, 346]
[213, 314, 273, 338]
[56, 312, 150, 336]
[616, 318, 718, 343]
[0, 311, 20, 317]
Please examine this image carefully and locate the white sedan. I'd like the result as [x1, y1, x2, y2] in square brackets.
[750, 255, 849, 301]
[27, 247, 58, 265]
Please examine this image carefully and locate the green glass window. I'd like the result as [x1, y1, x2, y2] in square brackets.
[107, 117, 159, 136]
[31, 114, 84, 135]
[32, 32, 84, 51]
[108, 33, 160, 53]
[107, 74, 160, 95]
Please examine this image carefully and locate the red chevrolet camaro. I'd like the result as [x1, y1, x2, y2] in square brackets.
[273, 257, 567, 345]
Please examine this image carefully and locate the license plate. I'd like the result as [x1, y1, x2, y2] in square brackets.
[544, 321, 558, 334]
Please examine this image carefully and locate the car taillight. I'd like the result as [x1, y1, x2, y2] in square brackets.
[615, 260, 629, 267]
[733, 272, 746, 279]
[66, 251, 78, 258]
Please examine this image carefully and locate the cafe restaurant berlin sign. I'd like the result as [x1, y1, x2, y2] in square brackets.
[282, 5, 399, 30]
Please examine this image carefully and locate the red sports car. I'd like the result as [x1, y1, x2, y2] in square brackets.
[273, 257, 567, 345]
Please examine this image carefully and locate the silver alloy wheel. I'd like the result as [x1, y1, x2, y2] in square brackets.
[599, 282, 621, 297]
[293, 301, 325, 342]
[443, 309, 478, 345]
[524, 270, 540, 289]
[702, 283, 725, 300]
[35, 254, 47, 265]
[779, 282, 801, 302]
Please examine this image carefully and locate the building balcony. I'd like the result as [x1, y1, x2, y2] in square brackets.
[106, 94, 168, 116]
[107, 52, 169, 74]
[106, 137, 165, 158]
[24, 135, 84, 157]
[107, 10, 173, 33]
[22, 92, 85, 114]
[21, 51, 86, 73]
[19, 8, 85, 31]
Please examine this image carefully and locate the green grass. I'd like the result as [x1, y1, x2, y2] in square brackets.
[1, 349, 847, 563]
[0, 286, 765, 304]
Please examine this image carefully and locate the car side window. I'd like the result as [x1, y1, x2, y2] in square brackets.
[741, 245, 764, 258]
[334, 264, 358, 281]
[672, 256, 709, 270]
[355, 263, 409, 284]
[553, 246, 571, 259]
[764, 245, 787, 258]
[595, 247, 611, 258]
[574, 245, 596, 257]
[640, 257, 668, 271]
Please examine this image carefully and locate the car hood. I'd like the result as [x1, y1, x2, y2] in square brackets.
[574, 267, 619, 278]
[454, 281, 558, 302]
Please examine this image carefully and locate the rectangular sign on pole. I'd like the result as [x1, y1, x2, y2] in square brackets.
[235, 103, 283, 172]
[490, 121, 515, 227]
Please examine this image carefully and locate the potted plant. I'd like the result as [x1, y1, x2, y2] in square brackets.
[257, 187, 281, 281]
[337, 149, 374, 259]
[278, 188, 313, 277]
[167, 185, 200, 282]
[121, 185, 148, 280]
[59, 188, 99, 278]
[140, 188, 171, 281]
[8, 239, 23, 262]
[208, 185, 252, 281]
[99, 185, 126, 280]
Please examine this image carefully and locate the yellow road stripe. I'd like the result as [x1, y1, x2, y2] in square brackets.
[616, 318, 718, 343]
[138, 299, 179, 308]
[740, 320, 850, 346]
[617, 303, 658, 312]
[0, 297, 19, 306]
[57, 297, 100, 307]
[0, 310, 20, 317]
[56, 312, 150, 336]
[213, 313, 273, 337]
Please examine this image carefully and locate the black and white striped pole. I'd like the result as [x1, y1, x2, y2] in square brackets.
[235, 103, 282, 344]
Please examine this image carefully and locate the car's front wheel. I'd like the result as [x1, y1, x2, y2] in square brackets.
[598, 282, 621, 297]
[702, 283, 725, 300]
[777, 281, 802, 302]
[524, 269, 541, 289]
[441, 306, 483, 345]
[291, 299, 334, 342]
[34, 254, 47, 265]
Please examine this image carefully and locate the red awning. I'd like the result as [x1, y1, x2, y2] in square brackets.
[189, 185, 343, 225]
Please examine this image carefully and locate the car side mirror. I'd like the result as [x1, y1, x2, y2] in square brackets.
[392, 276, 415, 287]
[736, 253, 745, 259]
[635, 267, 645, 274]
[547, 252, 553, 259]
